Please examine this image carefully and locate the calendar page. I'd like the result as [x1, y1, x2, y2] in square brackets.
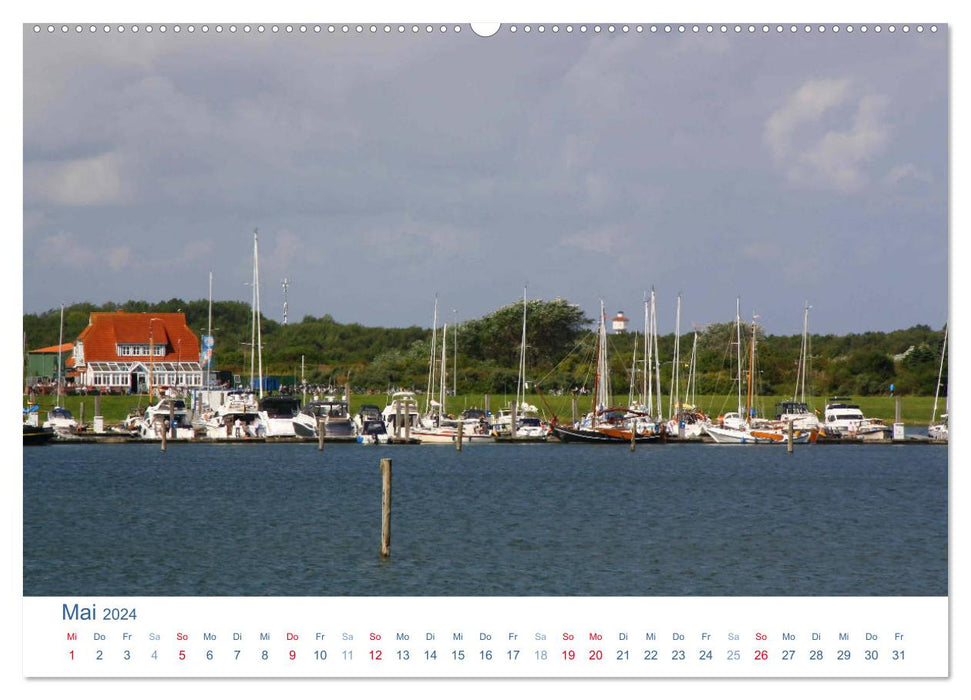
[15, 0, 959, 697]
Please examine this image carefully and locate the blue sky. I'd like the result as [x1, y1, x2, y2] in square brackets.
[22, 21, 948, 335]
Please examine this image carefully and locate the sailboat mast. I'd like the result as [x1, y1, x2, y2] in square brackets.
[440, 322, 447, 420]
[651, 289, 662, 421]
[795, 302, 810, 404]
[249, 233, 257, 392]
[517, 286, 527, 409]
[932, 326, 948, 425]
[206, 271, 213, 391]
[685, 330, 698, 408]
[628, 330, 638, 408]
[426, 297, 438, 414]
[670, 294, 681, 420]
[453, 310, 458, 402]
[254, 229, 264, 399]
[56, 304, 64, 403]
[642, 294, 649, 411]
[736, 297, 743, 416]
[746, 318, 756, 424]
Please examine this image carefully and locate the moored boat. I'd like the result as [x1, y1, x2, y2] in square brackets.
[130, 396, 196, 440]
[258, 395, 301, 437]
[202, 391, 263, 438]
[355, 404, 390, 444]
[23, 423, 56, 445]
[43, 406, 79, 435]
[292, 397, 358, 441]
[550, 301, 658, 444]
[928, 326, 948, 441]
[821, 398, 890, 439]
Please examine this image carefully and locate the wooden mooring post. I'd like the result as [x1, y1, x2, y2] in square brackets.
[380, 458, 392, 558]
[571, 395, 578, 425]
[169, 403, 175, 439]
[510, 402, 518, 440]
[787, 420, 794, 454]
[161, 419, 168, 451]
[79, 402, 85, 430]
[456, 419, 463, 451]
[630, 424, 636, 452]
[317, 416, 325, 451]
[394, 401, 402, 441]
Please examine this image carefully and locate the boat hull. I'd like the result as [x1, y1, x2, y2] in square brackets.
[551, 425, 658, 443]
[23, 425, 56, 445]
[412, 429, 495, 444]
[704, 424, 815, 444]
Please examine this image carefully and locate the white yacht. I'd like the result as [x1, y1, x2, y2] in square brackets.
[492, 403, 549, 439]
[355, 404, 390, 444]
[821, 398, 890, 439]
[258, 395, 301, 437]
[381, 391, 423, 440]
[202, 391, 262, 439]
[292, 396, 358, 441]
[771, 401, 821, 431]
[130, 396, 196, 440]
[42, 406, 79, 436]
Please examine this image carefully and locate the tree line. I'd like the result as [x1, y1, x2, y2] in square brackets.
[23, 298, 946, 396]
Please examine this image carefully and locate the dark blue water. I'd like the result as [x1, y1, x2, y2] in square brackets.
[23, 442, 947, 596]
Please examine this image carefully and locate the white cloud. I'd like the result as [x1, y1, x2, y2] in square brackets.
[108, 247, 133, 271]
[562, 225, 632, 255]
[764, 79, 891, 192]
[884, 163, 934, 187]
[26, 152, 126, 206]
[764, 78, 851, 160]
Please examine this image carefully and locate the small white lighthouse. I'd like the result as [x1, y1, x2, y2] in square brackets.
[611, 311, 629, 333]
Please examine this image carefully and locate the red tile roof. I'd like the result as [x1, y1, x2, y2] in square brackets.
[30, 342, 74, 354]
[76, 312, 201, 364]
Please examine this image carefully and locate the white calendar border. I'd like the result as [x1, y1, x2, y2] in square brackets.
[7, 0, 964, 696]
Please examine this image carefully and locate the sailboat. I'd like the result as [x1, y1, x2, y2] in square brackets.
[551, 300, 658, 443]
[412, 321, 494, 444]
[704, 312, 817, 444]
[42, 304, 79, 435]
[772, 302, 820, 431]
[928, 326, 948, 441]
[492, 288, 550, 439]
[665, 316, 708, 439]
[203, 231, 263, 439]
[705, 310, 819, 445]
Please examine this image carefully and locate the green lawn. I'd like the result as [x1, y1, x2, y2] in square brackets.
[25, 391, 940, 427]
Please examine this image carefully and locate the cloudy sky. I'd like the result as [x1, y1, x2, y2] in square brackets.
[22, 21, 947, 335]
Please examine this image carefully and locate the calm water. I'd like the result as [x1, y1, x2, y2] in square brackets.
[23, 442, 947, 596]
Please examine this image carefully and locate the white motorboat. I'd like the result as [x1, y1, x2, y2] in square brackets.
[202, 391, 263, 439]
[43, 406, 78, 436]
[491, 403, 549, 439]
[771, 401, 820, 431]
[258, 395, 301, 437]
[381, 391, 422, 440]
[821, 399, 890, 439]
[130, 396, 196, 440]
[355, 404, 390, 444]
[292, 397, 358, 440]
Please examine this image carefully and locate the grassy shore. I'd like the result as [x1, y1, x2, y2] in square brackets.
[25, 391, 940, 427]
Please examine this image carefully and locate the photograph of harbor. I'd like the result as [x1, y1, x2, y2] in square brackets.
[22, 23, 947, 598]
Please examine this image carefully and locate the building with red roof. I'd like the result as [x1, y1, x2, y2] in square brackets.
[611, 311, 630, 334]
[72, 312, 203, 393]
